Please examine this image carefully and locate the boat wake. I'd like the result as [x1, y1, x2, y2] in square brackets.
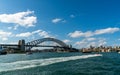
[0, 54, 102, 72]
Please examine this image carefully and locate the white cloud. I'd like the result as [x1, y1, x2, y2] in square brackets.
[38, 30, 50, 38]
[75, 38, 107, 48]
[86, 37, 96, 41]
[32, 30, 50, 38]
[98, 38, 107, 46]
[0, 10, 37, 28]
[0, 30, 12, 37]
[75, 40, 87, 48]
[95, 27, 119, 35]
[87, 40, 107, 47]
[32, 30, 41, 34]
[68, 27, 120, 38]
[16, 29, 51, 38]
[2, 37, 8, 41]
[68, 31, 93, 38]
[16, 32, 32, 37]
[63, 39, 71, 43]
[75, 40, 87, 45]
[0, 30, 12, 41]
[52, 18, 62, 23]
[13, 25, 19, 30]
[75, 37, 96, 47]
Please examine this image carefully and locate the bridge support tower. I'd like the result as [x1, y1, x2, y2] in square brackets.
[18, 39, 25, 51]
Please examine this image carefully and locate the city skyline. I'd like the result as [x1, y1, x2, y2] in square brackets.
[0, 0, 120, 48]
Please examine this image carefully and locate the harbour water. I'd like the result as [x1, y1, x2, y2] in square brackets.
[0, 52, 120, 75]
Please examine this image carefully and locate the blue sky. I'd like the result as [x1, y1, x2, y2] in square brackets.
[0, 0, 120, 48]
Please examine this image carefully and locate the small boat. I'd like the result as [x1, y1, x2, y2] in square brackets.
[95, 54, 102, 56]
[118, 51, 120, 53]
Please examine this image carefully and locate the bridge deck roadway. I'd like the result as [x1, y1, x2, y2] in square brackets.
[0, 44, 67, 48]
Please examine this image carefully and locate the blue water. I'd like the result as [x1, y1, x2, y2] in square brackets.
[0, 52, 120, 75]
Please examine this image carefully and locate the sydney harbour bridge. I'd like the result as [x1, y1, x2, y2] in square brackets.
[0, 38, 77, 52]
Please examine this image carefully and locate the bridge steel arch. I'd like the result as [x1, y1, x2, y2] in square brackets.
[26, 38, 68, 50]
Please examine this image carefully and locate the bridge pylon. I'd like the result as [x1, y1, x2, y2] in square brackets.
[18, 39, 25, 51]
